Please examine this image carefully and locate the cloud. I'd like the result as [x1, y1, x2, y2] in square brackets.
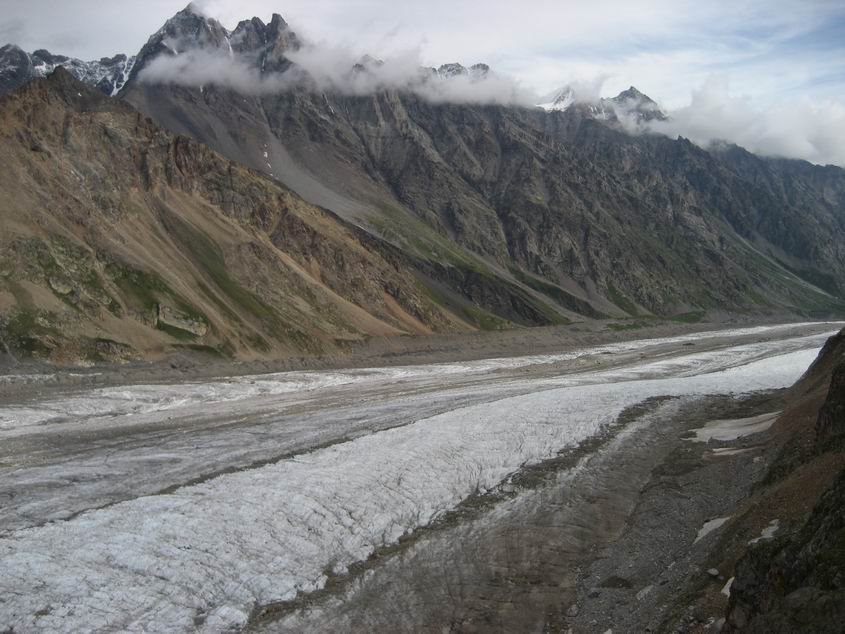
[0, 19, 26, 47]
[139, 43, 537, 106]
[3, 1, 845, 116]
[138, 42, 845, 166]
[139, 51, 295, 93]
[641, 77, 845, 166]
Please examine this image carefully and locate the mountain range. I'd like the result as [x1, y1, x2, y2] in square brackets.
[1, 3, 844, 361]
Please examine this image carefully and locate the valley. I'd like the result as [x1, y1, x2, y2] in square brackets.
[1, 3, 844, 632]
[0, 322, 840, 631]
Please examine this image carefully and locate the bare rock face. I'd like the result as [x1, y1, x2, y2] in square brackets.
[112, 9, 845, 321]
[156, 304, 208, 338]
[816, 339, 845, 451]
[725, 469, 845, 633]
[5, 6, 845, 323]
[725, 329, 845, 633]
[0, 44, 134, 97]
[0, 69, 458, 361]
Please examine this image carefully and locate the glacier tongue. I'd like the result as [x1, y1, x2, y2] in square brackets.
[0, 329, 832, 632]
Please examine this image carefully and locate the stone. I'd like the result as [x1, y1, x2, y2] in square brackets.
[156, 304, 208, 338]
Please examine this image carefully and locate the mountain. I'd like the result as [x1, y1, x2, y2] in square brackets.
[537, 86, 575, 112]
[1, 4, 844, 363]
[721, 328, 845, 631]
[112, 6, 845, 321]
[0, 69, 463, 362]
[537, 84, 667, 125]
[0, 44, 135, 97]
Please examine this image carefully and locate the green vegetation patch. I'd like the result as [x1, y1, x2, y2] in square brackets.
[172, 343, 232, 359]
[607, 282, 639, 316]
[109, 264, 205, 321]
[162, 213, 284, 336]
[155, 321, 200, 341]
[510, 267, 605, 319]
[606, 321, 648, 332]
[0, 308, 61, 357]
[670, 311, 706, 324]
[415, 276, 514, 331]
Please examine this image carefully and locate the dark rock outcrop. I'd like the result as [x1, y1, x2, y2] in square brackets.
[725, 329, 845, 632]
[0, 69, 459, 361]
[815, 331, 845, 452]
[4, 6, 845, 323]
[114, 8, 845, 321]
[725, 470, 845, 633]
[0, 43, 134, 97]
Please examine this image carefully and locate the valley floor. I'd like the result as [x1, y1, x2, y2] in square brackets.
[0, 321, 841, 632]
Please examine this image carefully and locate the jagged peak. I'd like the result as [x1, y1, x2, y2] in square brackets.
[46, 65, 78, 84]
[231, 12, 298, 48]
[269, 13, 288, 29]
[537, 85, 576, 112]
[182, 2, 206, 17]
[438, 63, 467, 77]
[153, 5, 230, 40]
[26, 65, 98, 103]
[613, 85, 656, 105]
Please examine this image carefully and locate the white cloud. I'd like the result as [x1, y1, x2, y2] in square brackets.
[642, 77, 845, 166]
[6, 1, 843, 104]
[139, 45, 537, 106]
[6, 1, 844, 165]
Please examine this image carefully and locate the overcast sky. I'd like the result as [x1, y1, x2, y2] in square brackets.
[3, 0, 845, 164]
[1, 0, 842, 106]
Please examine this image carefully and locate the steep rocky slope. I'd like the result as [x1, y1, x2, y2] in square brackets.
[723, 329, 845, 632]
[2, 5, 844, 353]
[0, 69, 462, 362]
[0, 44, 134, 97]
[116, 7, 845, 322]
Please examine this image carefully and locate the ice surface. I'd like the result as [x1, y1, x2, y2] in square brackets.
[1, 322, 836, 434]
[694, 516, 731, 543]
[748, 519, 780, 544]
[693, 411, 780, 442]
[0, 328, 832, 631]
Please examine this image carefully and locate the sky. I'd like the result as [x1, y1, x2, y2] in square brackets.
[3, 0, 845, 164]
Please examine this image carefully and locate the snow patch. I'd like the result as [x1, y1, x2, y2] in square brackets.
[749, 519, 780, 545]
[693, 411, 780, 442]
[694, 516, 731, 544]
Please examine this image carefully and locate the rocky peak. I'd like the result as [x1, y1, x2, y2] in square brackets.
[613, 86, 648, 102]
[437, 63, 468, 78]
[157, 5, 230, 51]
[268, 13, 290, 36]
[0, 45, 34, 93]
[126, 4, 232, 86]
[537, 83, 666, 124]
[229, 17, 272, 56]
[351, 54, 385, 76]
[537, 85, 576, 112]
[434, 63, 491, 81]
[10, 65, 123, 118]
[0, 44, 134, 98]
[468, 63, 490, 79]
[608, 85, 666, 122]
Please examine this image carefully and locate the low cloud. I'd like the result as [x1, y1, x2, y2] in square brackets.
[140, 51, 296, 94]
[138, 43, 845, 167]
[138, 42, 536, 106]
[640, 77, 845, 167]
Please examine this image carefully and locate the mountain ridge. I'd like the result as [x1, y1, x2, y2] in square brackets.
[1, 6, 844, 362]
[0, 68, 472, 362]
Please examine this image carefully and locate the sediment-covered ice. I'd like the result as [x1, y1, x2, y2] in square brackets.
[1, 322, 836, 434]
[0, 330, 831, 632]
